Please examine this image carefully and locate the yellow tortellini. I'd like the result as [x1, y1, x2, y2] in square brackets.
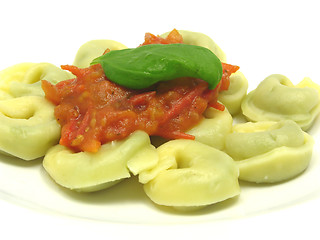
[142, 139, 240, 209]
[0, 62, 74, 98]
[224, 120, 314, 183]
[0, 89, 11, 100]
[73, 40, 127, 68]
[43, 131, 158, 192]
[218, 71, 248, 115]
[186, 107, 232, 150]
[0, 96, 60, 160]
[0, 62, 74, 160]
[297, 77, 320, 93]
[161, 30, 226, 62]
[241, 74, 320, 131]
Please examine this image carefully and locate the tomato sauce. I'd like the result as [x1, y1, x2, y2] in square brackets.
[42, 30, 239, 152]
[140, 28, 183, 45]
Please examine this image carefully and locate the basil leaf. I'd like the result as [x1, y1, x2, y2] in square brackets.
[91, 43, 222, 90]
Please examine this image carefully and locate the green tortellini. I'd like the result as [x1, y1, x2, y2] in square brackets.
[142, 139, 240, 210]
[0, 96, 60, 160]
[73, 39, 127, 68]
[0, 62, 74, 98]
[241, 74, 320, 131]
[43, 131, 158, 192]
[186, 107, 232, 150]
[218, 71, 248, 115]
[161, 30, 226, 62]
[225, 120, 314, 183]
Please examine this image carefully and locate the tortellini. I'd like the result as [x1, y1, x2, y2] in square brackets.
[73, 40, 127, 68]
[186, 107, 232, 150]
[43, 131, 158, 192]
[0, 62, 74, 98]
[218, 71, 248, 115]
[142, 140, 240, 209]
[225, 120, 314, 183]
[0, 89, 11, 100]
[241, 74, 320, 131]
[297, 77, 320, 93]
[161, 30, 226, 62]
[0, 62, 74, 160]
[0, 96, 60, 160]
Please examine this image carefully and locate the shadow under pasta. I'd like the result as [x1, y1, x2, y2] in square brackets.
[0, 152, 42, 167]
[41, 171, 150, 206]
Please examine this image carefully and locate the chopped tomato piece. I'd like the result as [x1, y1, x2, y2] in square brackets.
[140, 28, 183, 46]
[220, 63, 240, 91]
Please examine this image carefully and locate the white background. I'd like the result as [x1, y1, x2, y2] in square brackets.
[0, 0, 319, 239]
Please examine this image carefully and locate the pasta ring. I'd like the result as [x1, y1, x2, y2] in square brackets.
[43, 131, 158, 192]
[0, 62, 74, 98]
[241, 74, 320, 131]
[0, 96, 60, 160]
[225, 120, 314, 183]
[142, 139, 240, 209]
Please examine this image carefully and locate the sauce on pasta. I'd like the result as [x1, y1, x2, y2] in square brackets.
[42, 30, 239, 152]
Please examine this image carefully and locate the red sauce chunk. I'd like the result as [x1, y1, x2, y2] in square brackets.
[140, 28, 184, 45]
[42, 30, 239, 152]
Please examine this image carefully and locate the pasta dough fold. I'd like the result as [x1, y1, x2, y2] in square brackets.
[0, 96, 60, 160]
[225, 120, 314, 183]
[0, 62, 74, 98]
[43, 131, 158, 192]
[218, 71, 248, 115]
[0, 62, 74, 160]
[186, 107, 232, 150]
[241, 74, 320, 130]
[142, 140, 240, 209]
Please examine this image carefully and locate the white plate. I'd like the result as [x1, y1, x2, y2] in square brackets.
[1, 1, 320, 239]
